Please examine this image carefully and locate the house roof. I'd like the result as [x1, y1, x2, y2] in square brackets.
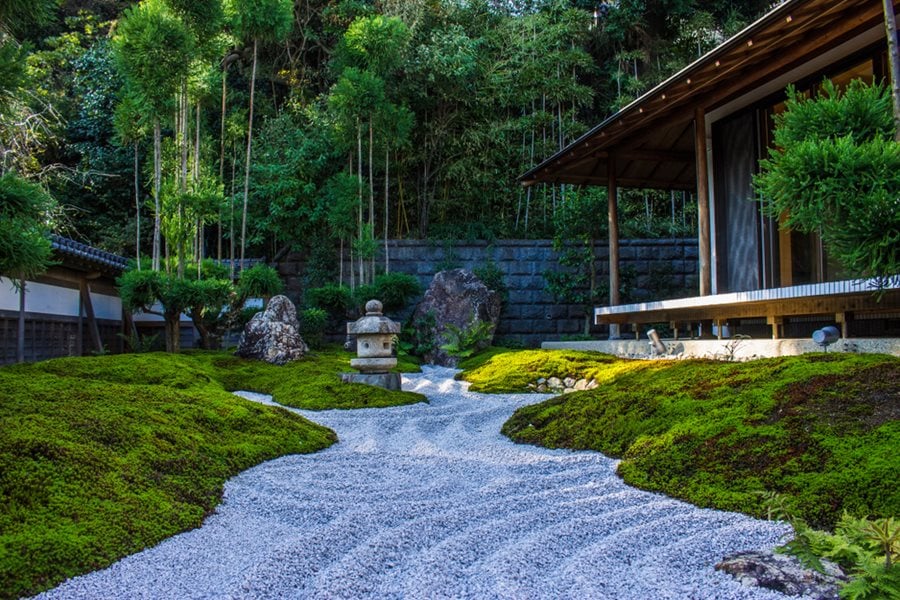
[520, 0, 893, 190]
[50, 235, 129, 274]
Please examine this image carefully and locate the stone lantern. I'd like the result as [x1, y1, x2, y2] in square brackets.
[341, 299, 402, 390]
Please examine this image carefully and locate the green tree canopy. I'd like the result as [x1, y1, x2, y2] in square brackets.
[0, 172, 56, 283]
[112, 0, 193, 117]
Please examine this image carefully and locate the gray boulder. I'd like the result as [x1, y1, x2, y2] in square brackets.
[716, 550, 846, 599]
[411, 269, 502, 366]
[236, 295, 308, 365]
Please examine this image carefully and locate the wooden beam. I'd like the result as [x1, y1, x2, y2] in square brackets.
[608, 156, 620, 340]
[587, 149, 695, 163]
[695, 107, 712, 296]
[80, 280, 103, 353]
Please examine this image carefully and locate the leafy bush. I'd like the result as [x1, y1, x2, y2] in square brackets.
[473, 259, 508, 304]
[754, 80, 900, 286]
[399, 310, 437, 358]
[299, 307, 328, 349]
[237, 263, 283, 302]
[0, 172, 56, 283]
[306, 283, 353, 322]
[371, 272, 421, 313]
[760, 493, 900, 599]
[440, 321, 495, 359]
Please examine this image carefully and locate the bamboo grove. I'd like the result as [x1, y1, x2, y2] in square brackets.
[1, 0, 773, 286]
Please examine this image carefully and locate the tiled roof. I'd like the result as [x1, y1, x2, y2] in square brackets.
[50, 234, 129, 272]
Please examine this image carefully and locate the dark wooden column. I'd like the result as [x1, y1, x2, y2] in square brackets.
[694, 107, 712, 296]
[607, 156, 621, 339]
[17, 279, 25, 363]
[80, 280, 103, 353]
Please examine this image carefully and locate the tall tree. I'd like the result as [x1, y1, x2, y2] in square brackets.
[113, 0, 193, 271]
[229, 0, 293, 267]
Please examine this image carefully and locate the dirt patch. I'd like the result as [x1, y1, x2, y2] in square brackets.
[775, 364, 900, 431]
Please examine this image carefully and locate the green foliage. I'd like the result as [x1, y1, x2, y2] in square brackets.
[0, 173, 55, 282]
[299, 307, 328, 349]
[112, 0, 194, 116]
[306, 283, 353, 322]
[0, 352, 337, 599]
[439, 321, 495, 359]
[117, 330, 159, 353]
[473, 258, 508, 304]
[237, 263, 283, 301]
[400, 309, 437, 358]
[761, 495, 900, 600]
[353, 272, 421, 314]
[461, 349, 900, 530]
[545, 187, 609, 333]
[338, 15, 410, 77]
[754, 80, 900, 286]
[228, 0, 293, 44]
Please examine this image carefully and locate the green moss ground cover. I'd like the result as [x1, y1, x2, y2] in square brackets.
[461, 349, 899, 530]
[0, 349, 423, 599]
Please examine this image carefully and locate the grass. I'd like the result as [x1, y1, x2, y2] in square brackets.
[460, 349, 900, 531]
[0, 348, 424, 599]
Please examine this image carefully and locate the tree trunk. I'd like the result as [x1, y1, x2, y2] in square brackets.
[384, 146, 389, 274]
[195, 101, 202, 278]
[241, 38, 258, 271]
[357, 118, 364, 285]
[369, 118, 375, 280]
[219, 64, 227, 260]
[884, 0, 900, 140]
[134, 140, 141, 268]
[165, 313, 180, 353]
[230, 140, 237, 279]
[153, 119, 162, 272]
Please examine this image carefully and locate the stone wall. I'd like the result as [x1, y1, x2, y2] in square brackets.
[278, 238, 698, 347]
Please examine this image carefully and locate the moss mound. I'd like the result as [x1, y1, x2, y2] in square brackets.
[463, 350, 900, 530]
[458, 348, 623, 392]
[0, 349, 422, 599]
[195, 348, 426, 410]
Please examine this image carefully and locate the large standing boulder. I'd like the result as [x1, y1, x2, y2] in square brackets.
[236, 295, 308, 365]
[411, 269, 502, 366]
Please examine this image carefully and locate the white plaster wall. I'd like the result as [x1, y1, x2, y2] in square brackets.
[0, 276, 122, 320]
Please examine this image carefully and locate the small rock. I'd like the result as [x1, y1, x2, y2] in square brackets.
[536, 384, 548, 393]
[716, 550, 846, 600]
[586, 379, 599, 390]
[547, 377, 562, 389]
[563, 377, 576, 388]
[562, 388, 576, 394]
[574, 378, 589, 391]
[537, 377, 547, 385]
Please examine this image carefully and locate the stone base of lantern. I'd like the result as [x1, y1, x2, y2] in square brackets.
[340, 372, 402, 391]
[350, 357, 397, 372]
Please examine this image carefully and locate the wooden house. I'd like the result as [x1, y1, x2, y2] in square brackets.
[0, 236, 130, 363]
[521, 0, 900, 341]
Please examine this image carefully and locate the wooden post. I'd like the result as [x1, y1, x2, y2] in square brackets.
[16, 279, 25, 363]
[608, 156, 621, 339]
[80, 280, 103, 353]
[694, 107, 712, 296]
[884, 0, 900, 140]
[767, 315, 783, 340]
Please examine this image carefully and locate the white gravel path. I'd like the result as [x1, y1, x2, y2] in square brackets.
[37, 366, 797, 600]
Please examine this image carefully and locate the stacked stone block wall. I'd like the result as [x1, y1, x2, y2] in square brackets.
[278, 238, 698, 347]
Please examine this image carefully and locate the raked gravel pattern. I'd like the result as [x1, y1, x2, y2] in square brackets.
[37, 366, 798, 600]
